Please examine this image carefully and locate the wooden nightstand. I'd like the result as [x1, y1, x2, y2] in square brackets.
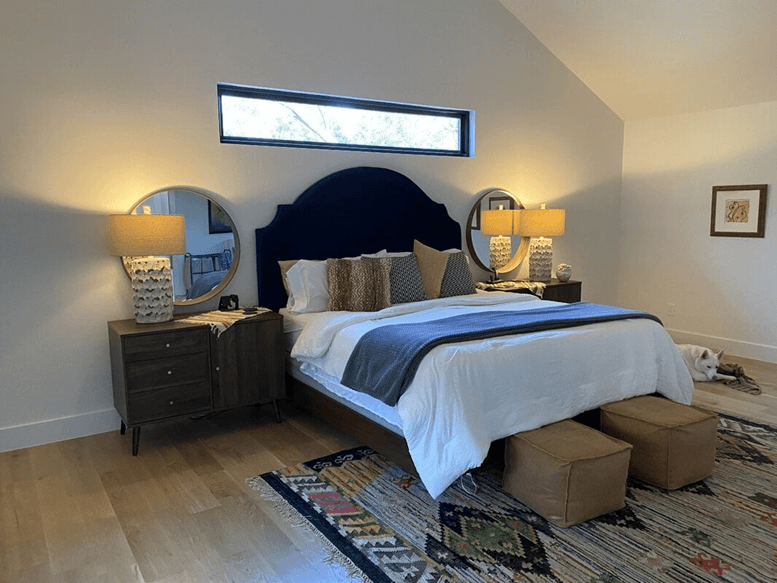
[108, 311, 284, 455]
[540, 279, 582, 303]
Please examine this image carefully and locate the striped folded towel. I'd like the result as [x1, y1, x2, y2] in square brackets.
[179, 307, 271, 337]
[475, 280, 546, 298]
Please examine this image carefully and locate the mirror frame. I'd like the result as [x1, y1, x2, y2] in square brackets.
[465, 189, 529, 274]
[121, 186, 241, 306]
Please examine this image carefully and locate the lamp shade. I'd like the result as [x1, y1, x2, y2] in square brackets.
[515, 208, 565, 237]
[481, 209, 517, 236]
[108, 214, 186, 257]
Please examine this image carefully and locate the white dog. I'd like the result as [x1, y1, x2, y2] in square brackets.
[677, 344, 736, 382]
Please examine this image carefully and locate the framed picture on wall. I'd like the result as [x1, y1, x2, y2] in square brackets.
[208, 200, 233, 234]
[710, 184, 768, 238]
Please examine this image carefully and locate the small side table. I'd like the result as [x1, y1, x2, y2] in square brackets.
[539, 279, 582, 303]
[108, 311, 284, 455]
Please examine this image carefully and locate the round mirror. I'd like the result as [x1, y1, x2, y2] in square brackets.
[466, 189, 529, 274]
[123, 187, 240, 305]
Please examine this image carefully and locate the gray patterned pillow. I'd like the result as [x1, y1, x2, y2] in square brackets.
[439, 251, 476, 298]
[326, 258, 391, 312]
[388, 253, 428, 304]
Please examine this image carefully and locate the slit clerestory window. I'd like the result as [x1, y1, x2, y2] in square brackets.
[218, 83, 474, 157]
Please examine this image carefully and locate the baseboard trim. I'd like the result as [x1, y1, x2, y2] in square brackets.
[0, 408, 120, 454]
[667, 328, 777, 364]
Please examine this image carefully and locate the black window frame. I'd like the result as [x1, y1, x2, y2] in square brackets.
[217, 83, 473, 157]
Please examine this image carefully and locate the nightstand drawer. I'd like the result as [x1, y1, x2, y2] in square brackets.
[123, 328, 208, 362]
[128, 382, 211, 423]
[126, 353, 209, 392]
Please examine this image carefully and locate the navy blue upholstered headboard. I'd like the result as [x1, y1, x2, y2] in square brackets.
[255, 166, 462, 311]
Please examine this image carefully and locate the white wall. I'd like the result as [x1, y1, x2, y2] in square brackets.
[619, 100, 777, 363]
[0, 0, 623, 452]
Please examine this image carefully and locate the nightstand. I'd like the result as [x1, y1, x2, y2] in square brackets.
[108, 311, 284, 455]
[540, 279, 582, 303]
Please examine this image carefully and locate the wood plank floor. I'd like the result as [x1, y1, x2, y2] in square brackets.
[1, 405, 364, 583]
[692, 354, 777, 426]
[2, 357, 775, 583]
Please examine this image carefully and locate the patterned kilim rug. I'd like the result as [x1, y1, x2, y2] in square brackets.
[248, 415, 777, 582]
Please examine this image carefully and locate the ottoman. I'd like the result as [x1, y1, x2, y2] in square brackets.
[600, 395, 718, 490]
[503, 419, 633, 527]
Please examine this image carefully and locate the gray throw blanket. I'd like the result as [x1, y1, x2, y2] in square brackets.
[340, 302, 662, 406]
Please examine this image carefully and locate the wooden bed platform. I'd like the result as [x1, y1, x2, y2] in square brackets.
[287, 376, 419, 476]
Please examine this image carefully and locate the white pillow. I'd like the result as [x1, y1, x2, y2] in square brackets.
[444, 248, 469, 264]
[286, 260, 329, 314]
[363, 249, 412, 258]
[359, 249, 388, 258]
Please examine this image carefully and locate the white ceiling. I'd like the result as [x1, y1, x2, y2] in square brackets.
[499, 0, 777, 121]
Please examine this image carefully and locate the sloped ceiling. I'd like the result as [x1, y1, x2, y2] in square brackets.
[499, 0, 777, 121]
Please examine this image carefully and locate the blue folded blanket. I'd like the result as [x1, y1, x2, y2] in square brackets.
[340, 302, 662, 406]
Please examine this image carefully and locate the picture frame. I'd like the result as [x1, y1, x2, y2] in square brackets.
[710, 184, 767, 238]
[208, 200, 233, 234]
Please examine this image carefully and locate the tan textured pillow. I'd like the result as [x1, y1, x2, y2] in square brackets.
[278, 259, 299, 295]
[327, 259, 357, 311]
[413, 240, 450, 299]
[326, 258, 391, 312]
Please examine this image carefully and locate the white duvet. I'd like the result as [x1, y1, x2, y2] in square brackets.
[290, 292, 694, 499]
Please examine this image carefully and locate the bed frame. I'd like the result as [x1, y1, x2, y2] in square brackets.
[184, 252, 224, 281]
[255, 166, 462, 474]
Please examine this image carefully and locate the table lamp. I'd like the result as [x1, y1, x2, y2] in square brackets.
[109, 214, 186, 324]
[481, 206, 517, 282]
[515, 205, 565, 281]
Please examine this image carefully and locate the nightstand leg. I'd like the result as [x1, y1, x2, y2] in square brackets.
[131, 426, 141, 456]
[272, 399, 282, 423]
[120, 420, 126, 435]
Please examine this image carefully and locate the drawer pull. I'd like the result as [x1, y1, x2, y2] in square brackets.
[167, 370, 172, 375]
[215, 366, 220, 371]
[165, 343, 171, 348]
[169, 400, 174, 405]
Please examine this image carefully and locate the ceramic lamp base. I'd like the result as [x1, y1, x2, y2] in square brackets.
[128, 256, 175, 324]
[529, 237, 553, 282]
[489, 235, 511, 273]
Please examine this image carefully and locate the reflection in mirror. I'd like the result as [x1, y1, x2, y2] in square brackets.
[127, 188, 240, 305]
[465, 189, 529, 276]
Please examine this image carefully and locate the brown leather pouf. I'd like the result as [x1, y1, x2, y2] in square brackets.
[600, 395, 718, 490]
[503, 419, 633, 527]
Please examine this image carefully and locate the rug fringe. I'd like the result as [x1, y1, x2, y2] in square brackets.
[246, 476, 284, 502]
[248, 476, 372, 583]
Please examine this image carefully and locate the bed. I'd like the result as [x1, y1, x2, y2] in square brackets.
[255, 166, 694, 499]
[183, 250, 233, 299]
